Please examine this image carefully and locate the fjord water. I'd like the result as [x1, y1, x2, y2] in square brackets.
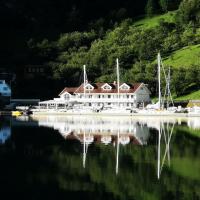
[0, 116, 199, 200]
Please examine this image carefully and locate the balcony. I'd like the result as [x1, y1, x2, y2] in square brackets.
[68, 97, 136, 103]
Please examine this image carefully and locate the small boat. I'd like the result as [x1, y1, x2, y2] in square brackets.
[12, 111, 23, 117]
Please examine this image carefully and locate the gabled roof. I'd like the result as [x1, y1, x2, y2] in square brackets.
[59, 87, 78, 96]
[74, 83, 142, 94]
[101, 83, 112, 90]
[84, 83, 94, 90]
[119, 83, 130, 90]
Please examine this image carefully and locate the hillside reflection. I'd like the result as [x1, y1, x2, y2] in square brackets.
[0, 116, 199, 200]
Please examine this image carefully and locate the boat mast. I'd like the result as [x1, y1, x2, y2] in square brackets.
[83, 65, 86, 99]
[157, 53, 161, 110]
[116, 58, 120, 107]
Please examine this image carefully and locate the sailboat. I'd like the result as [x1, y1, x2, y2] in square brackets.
[137, 53, 177, 115]
[101, 58, 132, 114]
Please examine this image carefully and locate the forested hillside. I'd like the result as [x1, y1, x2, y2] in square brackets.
[1, 0, 199, 99]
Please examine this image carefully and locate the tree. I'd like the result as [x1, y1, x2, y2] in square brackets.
[176, 0, 200, 26]
[159, 0, 181, 12]
[145, 0, 157, 17]
[159, 0, 168, 12]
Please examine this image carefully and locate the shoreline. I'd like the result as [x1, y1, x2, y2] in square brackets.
[31, 111, 199, 117]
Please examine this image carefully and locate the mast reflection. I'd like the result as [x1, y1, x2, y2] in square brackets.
[12, 116, 200, 178]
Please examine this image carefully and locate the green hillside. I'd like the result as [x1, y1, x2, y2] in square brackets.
[174, 90, 200, 101]
[133, 11, 176, 29]
[163, 44, 200, 68]
[19, 0, 200, 100]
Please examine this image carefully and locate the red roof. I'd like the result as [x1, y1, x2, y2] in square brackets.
[59, 87, 78, 96]
[59, 83, 143, 95]
[74, 82, 142, 94]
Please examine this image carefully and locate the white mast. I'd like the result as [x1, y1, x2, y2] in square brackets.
[83, 65, 86, 99]
[116, 58, 120, 107]
[157, 53, 161, 110]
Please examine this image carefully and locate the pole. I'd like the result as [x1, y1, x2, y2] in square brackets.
[83, 65, 86, 99]
[157, 53, 161, 110]
[116, 59, 120, 107]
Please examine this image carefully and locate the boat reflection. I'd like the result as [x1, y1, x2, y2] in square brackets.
[11, 115, 200, 178]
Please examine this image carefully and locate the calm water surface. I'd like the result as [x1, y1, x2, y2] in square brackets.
[0, 116, 200, 200]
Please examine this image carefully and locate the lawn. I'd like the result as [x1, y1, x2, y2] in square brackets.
[163, 44, 200, 68]
[175, 90, 200, 101]
[133, 11, 176, 29]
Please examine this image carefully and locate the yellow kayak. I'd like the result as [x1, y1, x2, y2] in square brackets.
[12, 111, 23, 116]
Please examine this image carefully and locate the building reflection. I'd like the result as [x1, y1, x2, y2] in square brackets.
[12, 115, 200, 178]
[0, 118, 11, 144]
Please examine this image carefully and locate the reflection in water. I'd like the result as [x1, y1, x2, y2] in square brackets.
[0, 126, 11, 144]
[0, 118, 11, 144]
[0, 116, 199, 200]
[11, 116, 200, 178]
[157, 122, 175, 179]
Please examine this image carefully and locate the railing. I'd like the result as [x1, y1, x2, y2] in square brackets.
[68, 97, 136, 103]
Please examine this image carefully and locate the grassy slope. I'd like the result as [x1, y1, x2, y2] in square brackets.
[163, 44, 200, 68]
[174, 90, 200, 100]
[133, 11, 176, 29]
[132, 12, 200, 100]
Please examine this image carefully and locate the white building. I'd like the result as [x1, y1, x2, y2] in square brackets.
[0, 80, 11, 97]
[39, 82, 151, 109]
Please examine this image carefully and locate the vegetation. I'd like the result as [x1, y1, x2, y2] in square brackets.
[174, 90, 200, 100]
[0, 122, 199, 200]
[163, 44, 200, 68]
[1, 0, 200, 100]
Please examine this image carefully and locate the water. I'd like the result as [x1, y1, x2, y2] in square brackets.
[0, 116, 200, 200]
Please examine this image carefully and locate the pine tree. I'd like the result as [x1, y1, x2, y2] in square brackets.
[146, 0, 156, 17]
[159, 0, 168, 12]
[160, 0, 181, 12]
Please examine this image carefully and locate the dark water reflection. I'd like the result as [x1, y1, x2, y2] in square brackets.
[0, 116, 200, 200]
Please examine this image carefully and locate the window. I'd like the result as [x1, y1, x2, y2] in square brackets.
[64, 94, 69, 100]
[0, 81, 3, 84]
[102, 83, 112, 90]
[85, 84, 94, 90]
[108, 95, 111, 98]
[3, 87, 7, 91]
[120, 83, 130, 90]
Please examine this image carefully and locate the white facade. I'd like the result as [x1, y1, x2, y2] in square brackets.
[0, 80, 11, 97]
[39, 82, 151, 109]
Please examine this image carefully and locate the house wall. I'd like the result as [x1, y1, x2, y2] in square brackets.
[135, 86, 151, 104]
[0, 80, 11, 97]
[57, 84, 151, 108]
